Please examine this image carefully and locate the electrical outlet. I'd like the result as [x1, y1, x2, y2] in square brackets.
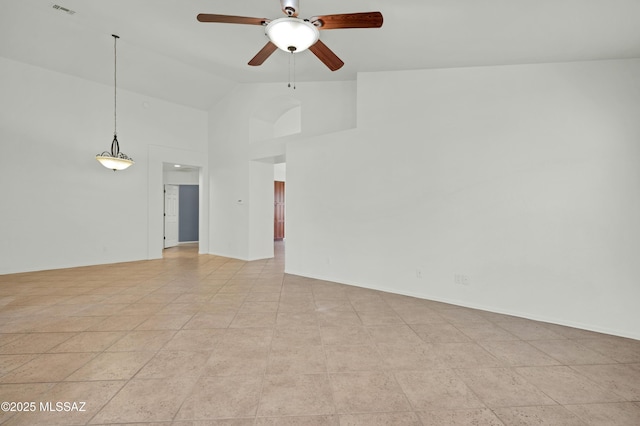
[454, 274, 470, 286]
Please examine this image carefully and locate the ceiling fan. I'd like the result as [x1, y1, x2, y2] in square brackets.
[197, 0, 383, 71]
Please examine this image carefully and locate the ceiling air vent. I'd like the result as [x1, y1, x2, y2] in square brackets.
[52, 4, 76, 15]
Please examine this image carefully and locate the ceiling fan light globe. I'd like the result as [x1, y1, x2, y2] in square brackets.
[265, 17, 319, 53]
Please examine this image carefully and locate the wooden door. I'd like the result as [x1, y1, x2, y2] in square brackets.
[274, 181, 285, 240]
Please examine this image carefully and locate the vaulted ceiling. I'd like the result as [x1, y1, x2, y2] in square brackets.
[2, 0, 639, 110]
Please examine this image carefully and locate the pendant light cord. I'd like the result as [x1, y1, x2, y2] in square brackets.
[113, 34, 119, 136]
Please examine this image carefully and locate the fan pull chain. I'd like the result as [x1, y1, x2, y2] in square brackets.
[288, 52, 291, 88]
[287, 52, 296, 89]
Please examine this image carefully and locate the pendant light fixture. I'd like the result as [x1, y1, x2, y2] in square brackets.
[96, 34, 134, 171]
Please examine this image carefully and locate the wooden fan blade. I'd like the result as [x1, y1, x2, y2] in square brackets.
[197, 14, 268, 25]
[310, 12, 383, 30]
[248, 42, 278, 66]
[308, 40, 344, 71]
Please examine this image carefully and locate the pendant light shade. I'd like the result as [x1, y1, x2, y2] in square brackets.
[97, 135, 134, 171]
[96, 34, 134, 171]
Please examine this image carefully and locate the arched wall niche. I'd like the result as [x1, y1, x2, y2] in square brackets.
[250, 95, 301, 142]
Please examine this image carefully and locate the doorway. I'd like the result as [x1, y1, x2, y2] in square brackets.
[274, 162, 286, 242]
[163, 184, 200, 249]
[148, 146, 208, 260]
[274, 181, 285, 240]
[162, 162, 201, 253]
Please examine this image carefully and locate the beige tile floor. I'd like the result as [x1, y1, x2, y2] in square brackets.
[1, 242, 639, 425]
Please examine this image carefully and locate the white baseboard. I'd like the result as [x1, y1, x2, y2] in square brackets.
[284, 268, 640, 341]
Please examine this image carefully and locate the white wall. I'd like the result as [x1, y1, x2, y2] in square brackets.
[164, 169, 199, 185]
[274, 163, 286, 182]
[208, 80, 356, 260]
[273, 106, 301, 138]
[286, 59, 640, 339]
[0, 57, 208, 274]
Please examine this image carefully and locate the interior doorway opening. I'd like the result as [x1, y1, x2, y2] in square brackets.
[274, 181, 285, 240]
[274, 163, 286, 241]
[162, 162, 201, 255]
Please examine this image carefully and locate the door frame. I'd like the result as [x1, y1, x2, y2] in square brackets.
[147, 145, 208, 260]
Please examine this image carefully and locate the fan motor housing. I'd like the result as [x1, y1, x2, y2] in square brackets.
[281, 0, 299, 17]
